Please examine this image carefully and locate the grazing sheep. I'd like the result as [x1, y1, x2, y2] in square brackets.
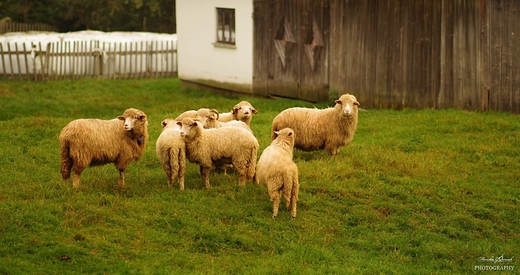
[156, 118, 186, 190]
[59, 108, 149, 188]
[272, 94, 359, 155]
[255, 128, 299, 218]
[218, 101, 258, 126]
[178, 118, 259, 188]
[175, 108, 217, 122]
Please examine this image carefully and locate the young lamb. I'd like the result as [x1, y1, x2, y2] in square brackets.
[178, 117, 259, 188]
[59, 108, 149, 188]
[255, 128, 299, 218]
[218, 101, 258, 126]
[156, 118, 186, 190]
[271, 93, 359, 155]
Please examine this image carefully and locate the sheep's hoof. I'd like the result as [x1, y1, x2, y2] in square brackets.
[272, 214, 277, 218]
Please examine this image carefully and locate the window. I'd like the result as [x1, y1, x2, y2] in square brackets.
[216, 8, 235, 46]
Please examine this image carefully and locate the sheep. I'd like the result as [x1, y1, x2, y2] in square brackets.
[175, 108, 217, 122]
[255, 128, 299, 218]
[178, 117, 259, 188]
[59, 108, 149, 188]
[218, 101, 258, 126]
[271, 93, 359, 155]
[201, 109, 253, 134]
[156, 118, 186, 190]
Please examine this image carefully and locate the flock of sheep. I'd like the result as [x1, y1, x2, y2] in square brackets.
[59, 94, 360, 218]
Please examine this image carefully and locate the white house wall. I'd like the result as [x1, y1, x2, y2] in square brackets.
[176, 0, 253, 93]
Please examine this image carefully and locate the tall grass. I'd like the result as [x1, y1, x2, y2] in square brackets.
[0, 78, 518, 274]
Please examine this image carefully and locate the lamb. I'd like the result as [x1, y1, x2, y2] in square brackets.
[178, 117, 259, 188]
[175, 108, 217, 122]
[218, 101, 258, 126]
[156, 118, 186, 190]
[271, 94, 359, 155]
[255, 128, 299, 218]
[59, 108, 149, 188]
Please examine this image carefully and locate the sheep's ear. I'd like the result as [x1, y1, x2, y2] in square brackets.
[162, 121, 168, 127]
[273, 130, 279, 138]
[288, 131, 293, 136]
[252, 108, 258, 114]
[117, 116, 125, 121]
[335, 99, 341, 105]
[354, 101, 360, 106]
[139, 115, 146, 120]
[232, 107, 239, 115]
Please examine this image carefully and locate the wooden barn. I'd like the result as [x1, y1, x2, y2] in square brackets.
[176, 0, 520, 113]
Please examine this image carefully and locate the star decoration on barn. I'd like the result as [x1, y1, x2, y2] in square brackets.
[273, 17, 296, 69]
[304, 19, 324, 71]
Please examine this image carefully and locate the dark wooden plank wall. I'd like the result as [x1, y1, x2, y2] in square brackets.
[327, 0, 519, 112]
[254, 0, 519, 112]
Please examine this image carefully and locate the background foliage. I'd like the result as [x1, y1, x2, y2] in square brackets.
[0, 0, 176, 33]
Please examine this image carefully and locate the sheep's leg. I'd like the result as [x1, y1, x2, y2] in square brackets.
[290, 181, 299, 218]
[71, 165, 84, 188]
[269, 188, 281, 218]
[200, 166, 211, 188]
[178, 160, 186, 190]
[238, 172, 247, 186]
[178, 174, 185, 190]
[118, 169, 125, 187]
[72, 171, 82, 188]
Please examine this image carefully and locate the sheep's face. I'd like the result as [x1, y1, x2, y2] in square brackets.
[178, 118, 200, 138]
[335, 94, 359, 117]
[118, 109, 147, 132]
[233, 102, 257, 120]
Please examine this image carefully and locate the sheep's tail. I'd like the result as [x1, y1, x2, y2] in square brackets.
[59, 138, 72, 181]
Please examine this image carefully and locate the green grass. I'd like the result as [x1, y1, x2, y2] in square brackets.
[0, 78, 518, 274]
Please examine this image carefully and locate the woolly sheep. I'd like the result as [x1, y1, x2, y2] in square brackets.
[178, 118, 259, 188]
[59, 108, 149, 188]
[271, 94, 359, 155]
[218, 101, 258, 126]
[156, 118, 186, 190]
[201, 109, 253, 134]
[175, 108, 217, 122]
[255, 128, 299, 218]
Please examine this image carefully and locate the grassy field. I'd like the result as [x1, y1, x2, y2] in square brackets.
[0, 78, 518, 274]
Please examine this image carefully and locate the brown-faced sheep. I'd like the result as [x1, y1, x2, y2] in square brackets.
[59, 108, 148, 188]
[156, 118, 186, 190]
[178, 118, 259, 188]
[255, 128, 299, 218]
[218, 101, 258, 126]
[271, 94, 359, 155]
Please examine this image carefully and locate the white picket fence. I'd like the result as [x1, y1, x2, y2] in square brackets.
[0, 32, 177, 80]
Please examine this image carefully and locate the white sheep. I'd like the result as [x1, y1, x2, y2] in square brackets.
[255, 128, 299, 218]
[178, 117, 259, 188]
[156, 118, 186, 190]
[271, 94, 359, 155]
[59, 108, 149, 188]
[175, 108, 217, 122]
[218, 101, 258, 126]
